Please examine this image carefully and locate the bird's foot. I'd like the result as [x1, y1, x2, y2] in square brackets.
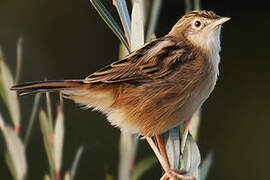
[160, 169, 195, 180]
[145, 136, 195, 180]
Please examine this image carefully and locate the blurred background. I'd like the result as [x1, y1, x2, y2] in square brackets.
[0, 0, 270, 179]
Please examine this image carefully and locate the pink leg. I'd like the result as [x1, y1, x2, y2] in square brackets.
[145, 136, 195, 180]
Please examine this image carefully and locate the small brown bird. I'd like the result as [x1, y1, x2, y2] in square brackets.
[11, 10, 229, 179]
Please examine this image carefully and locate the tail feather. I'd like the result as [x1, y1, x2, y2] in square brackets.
[10, 80, 86, 95]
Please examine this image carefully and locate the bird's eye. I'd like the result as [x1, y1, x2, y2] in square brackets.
[194, 20, 201, 28]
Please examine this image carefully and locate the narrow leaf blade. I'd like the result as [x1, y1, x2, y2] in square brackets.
[181, 131, 201, 179]
[24, 93, 42, 148]
[54, 106, 65, 172]
[200, 152, 214, 180]
[39, 109, 55, 178]
[131, 156, 157, 180]
[0, 48, 21, 128]
[146, 0, 162, 42]
[118, 132, 138, 180]
[161, 126, 180, 169]
[64, 172, 72, 180]
[15, 36, 23, 84]
[187, 109, 201, 140]
[113, 0, 131, 43]
[131, 0, 145, 51]
[90, 0, 129, 51]
[0, 115, 27, 180]
[71, 146, 84, 179]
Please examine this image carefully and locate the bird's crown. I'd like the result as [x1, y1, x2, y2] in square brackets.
[184, 10, 220, 20]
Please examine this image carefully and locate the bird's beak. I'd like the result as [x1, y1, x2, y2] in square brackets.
[212, 17, 231, 28]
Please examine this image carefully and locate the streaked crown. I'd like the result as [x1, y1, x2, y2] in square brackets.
[168, 10, 229, 52]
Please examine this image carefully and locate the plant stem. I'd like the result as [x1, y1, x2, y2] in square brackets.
[185, 0, 192, 13]
[24, 93, 41, 148]
[146, 0, 162, 42]
[46, 92, 53, 132]
[15, 36, 23, 84]
[194, 0, 201, 10]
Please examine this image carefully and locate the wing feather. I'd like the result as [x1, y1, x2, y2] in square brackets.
[85, 37, 190, 83]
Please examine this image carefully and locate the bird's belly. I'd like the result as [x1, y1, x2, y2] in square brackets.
[106, 73, 217, 136]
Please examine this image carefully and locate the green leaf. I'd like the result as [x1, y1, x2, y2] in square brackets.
[71, 146, 84, 179]
[113, 0, 131, 43]
[131, 156, 157, 180]
[105, 173, 114, 180]
[39, 109, 55, 179]
[54, 105, 64, 173]
[118, 43, 129, 59]
[161, 126, 180, 169]
[200, 152, 213, 180]
[181, 131, 201, 179]
[131, 0, 145, 51]
[63, 172, 71, 180]
[185, 0, 192, 13]
[187, 109, 201, 141]
[146, 0, 162, 42]
[44, 174, 51, 180]
[15, 36, 23, 84]
[118, 132, 139, 180]
[194, 0, 201, 10]
[46, 92, 53, 132]
[5, 152, 18, 180]
[0, 115, 27, 180]
[0, 47, 21, 129]
[90, 0, 130, 51]
[24, 93, 42, 148]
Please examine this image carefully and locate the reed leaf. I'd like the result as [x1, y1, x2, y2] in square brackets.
[185, 0, 192, 13]
[54, 106, 64, 173]
[146, 0, 162, 42]
[24, 93, 42, 148]
[0, 115, 27, 180]
[112, 0, 131, 43]
[0, 47, 21, 130]
[63, 172, 71, 180]
[90, 0, 129, 51]
[181, 131, 201, 179]
[131, 0, 144, 51]
[39, 109, 55, 179]
[161, 126, 180, 169]
[71, 146, 84, 179]
[46, 92, 53, 132]
[118, 132, 137, 180]
[131, 156, 157, 180]
[200, 152, 214, 180]
[15, 37, 23, 84]
[187, 109, 201, 141]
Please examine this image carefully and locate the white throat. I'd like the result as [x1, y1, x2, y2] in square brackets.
[188, 27, 222, 75]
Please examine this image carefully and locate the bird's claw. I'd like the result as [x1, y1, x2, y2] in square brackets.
[160, 169, 195, 180]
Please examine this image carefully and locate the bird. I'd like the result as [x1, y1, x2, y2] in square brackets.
[11, 10, 230, 179]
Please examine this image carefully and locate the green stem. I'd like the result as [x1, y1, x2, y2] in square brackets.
[194, 0, 201, 10]
[15, 37, 23, 84]
[24, 93, 41, 148]
[46, 92, 53, 132]
[146, 0, 162, 42]
[185, 0, 192, 13]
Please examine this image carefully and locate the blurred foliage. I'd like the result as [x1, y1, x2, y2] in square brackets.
[0, 0, 234, 180]
[0, 42, 84, 180]
[1, 0, 269, 179]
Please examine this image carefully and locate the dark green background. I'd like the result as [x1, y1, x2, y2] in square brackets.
[0, 0, 270, 179]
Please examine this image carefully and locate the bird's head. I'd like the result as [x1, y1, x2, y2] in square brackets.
[169, 10, 230, 53]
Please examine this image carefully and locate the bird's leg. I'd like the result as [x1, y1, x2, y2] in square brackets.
[145, 136, 195, 180]
[155, 135, 170, 166]
[145, 136, 170, 173]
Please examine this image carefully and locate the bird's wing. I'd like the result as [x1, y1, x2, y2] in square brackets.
[85, 37, 190, 83]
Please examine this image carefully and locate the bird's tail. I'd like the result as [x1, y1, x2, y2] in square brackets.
[10, 80, 87, 96]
